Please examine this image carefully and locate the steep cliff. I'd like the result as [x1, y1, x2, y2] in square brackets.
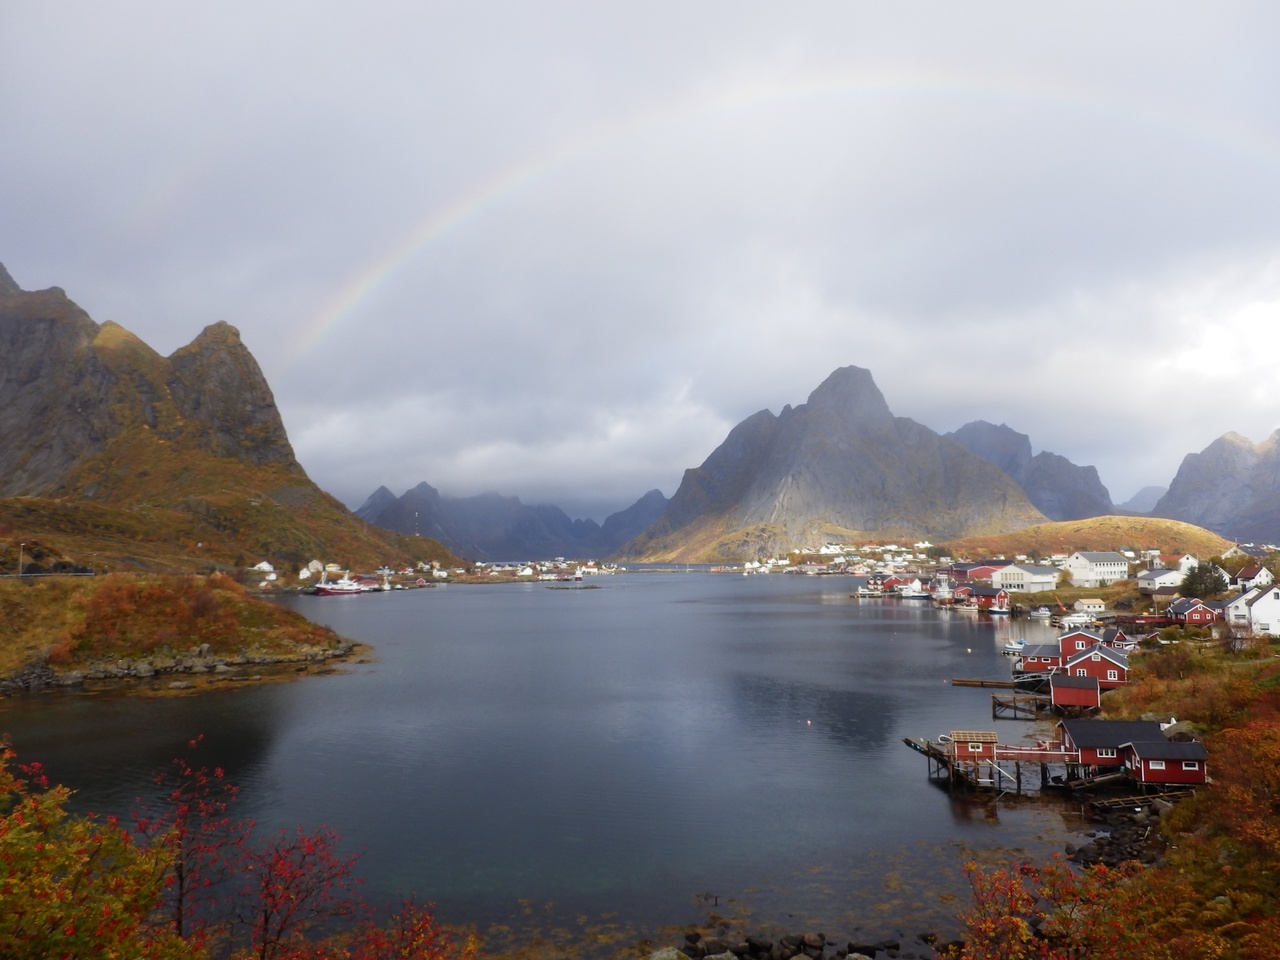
[0, 263, 447, 571]
[1153, 430, 1280, 541]
[948, 420, 1114, 521]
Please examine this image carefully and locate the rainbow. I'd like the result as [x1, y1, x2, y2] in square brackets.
[287, 67, 1275, 366]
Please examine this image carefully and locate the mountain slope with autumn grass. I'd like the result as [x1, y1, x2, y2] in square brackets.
[0, 262, 458, 575]
[940, 515, 1233, 562]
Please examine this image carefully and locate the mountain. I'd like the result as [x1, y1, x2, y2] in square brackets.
[1152, 430, 1280, 542]
[619, 366, 1047, 561]
[947, 420, 1113, 521]
[0, 262, 453, 572]
[356, 483, 668, 560]
[1118, 486, 1167, 514]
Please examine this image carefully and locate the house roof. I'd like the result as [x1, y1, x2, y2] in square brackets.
[1020, 644, 1061, 658]
[951, 730, 998, 742]
[1059, 719, 1163, 748]
[1064, 644, 1129, 669]
[1121, 740, 1208, 761]
[1050, 674, 1100, 690]
[1073, 552, 1128, 563]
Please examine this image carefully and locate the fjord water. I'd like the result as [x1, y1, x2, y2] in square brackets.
[0, 574, 1074, 940]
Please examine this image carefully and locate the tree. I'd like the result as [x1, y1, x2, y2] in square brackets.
[1180, 562, 1226, 599]
[134, 736, 249, 947]
[0, 741, 186, 960]
[230, 824, 363, 960]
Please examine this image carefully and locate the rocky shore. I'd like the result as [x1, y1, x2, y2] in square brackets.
[0, 639, 361, 696]
[645, 929, 959, 960]
[633, 797, 1181, 960]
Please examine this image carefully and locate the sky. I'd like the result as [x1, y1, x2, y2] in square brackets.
[4, 2, 1280, 521]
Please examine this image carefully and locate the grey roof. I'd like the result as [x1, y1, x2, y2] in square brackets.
[1121, 740, 1207, 761]
[1075, 552, 1128, 562]
[1059, 719, 1163, 748]
[1064, 644, 1128, 669]
[1020, 644, 1061, 658]
[1050, 675, 1100, 690]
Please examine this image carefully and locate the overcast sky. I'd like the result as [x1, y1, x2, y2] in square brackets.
[5, 3, 1280, 520]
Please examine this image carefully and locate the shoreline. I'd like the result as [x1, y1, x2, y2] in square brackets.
[0, 639, 369, 699]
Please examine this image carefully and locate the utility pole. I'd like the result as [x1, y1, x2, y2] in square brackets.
[17, 541, 24, 577]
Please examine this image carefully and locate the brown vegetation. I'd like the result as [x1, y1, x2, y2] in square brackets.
[942, 515, 1234, 561]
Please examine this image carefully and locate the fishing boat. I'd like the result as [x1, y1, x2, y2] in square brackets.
[314, 571, 363, 596]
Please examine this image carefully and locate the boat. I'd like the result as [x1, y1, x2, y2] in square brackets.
[1002, 638, 1027, 655]
[314, 571, 363, 596]
[987, 602, 1011, 615]
[1028, 606, 1053, 620]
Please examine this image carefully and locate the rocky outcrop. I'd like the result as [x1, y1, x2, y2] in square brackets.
[0, 263, 300, 499]
[948, 420, 1113, 521]
[1152, 430, 1280, 541]
[621, 367, 1046, 561]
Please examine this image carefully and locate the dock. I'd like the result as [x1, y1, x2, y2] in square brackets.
[991, 692, 1053, 719]
[950, 677, 1017, 688]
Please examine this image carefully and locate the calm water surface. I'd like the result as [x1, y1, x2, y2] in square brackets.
[0, 574, 1079, 943]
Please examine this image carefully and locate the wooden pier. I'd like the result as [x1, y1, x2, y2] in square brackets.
[950, 677, 1017, 688]
[902, 735, 1079, 794]
[991, 692, 1053, 719]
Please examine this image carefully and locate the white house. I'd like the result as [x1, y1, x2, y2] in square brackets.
[1225, 586, 1280, 637]
[1136, 568, 1184, 594]
[1234, 563, 1276, 592]
[1062, 552, 1130, 588]
[1074, 598, 1106, 615]
[991, 563, 1060, 593]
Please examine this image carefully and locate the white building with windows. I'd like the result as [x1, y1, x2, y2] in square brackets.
[1061, 551, 1130, 588]
[1225, 586, 1280, 637]
[991, 563, 1060, 593]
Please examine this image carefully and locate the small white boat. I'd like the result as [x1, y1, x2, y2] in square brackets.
[1028, 606, 1052, 620]
[1002, 638, 1027, 655]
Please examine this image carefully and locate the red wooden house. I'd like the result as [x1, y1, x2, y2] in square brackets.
[1062, 644, 1129, 689]
[1059, 719, 1164, 770]
[1049, 674, 1101, 712]
[968, 585, 1011, 610]
[949, 730, 999, 763]
[1058, 627, 1106, 658]
[1119, 739, 1208, 787]
[1015, 644, 1062, 672]
[1166, 597, 1219, 625]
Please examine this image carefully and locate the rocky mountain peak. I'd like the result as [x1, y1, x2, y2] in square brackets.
[801, 365, 893, 424]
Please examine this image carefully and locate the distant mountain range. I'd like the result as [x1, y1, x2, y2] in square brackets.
[359, 364, 1280, 561]
[7, 259, 1276, 568]
[0, 262, 451, 572]
[355, 482, 668, 561]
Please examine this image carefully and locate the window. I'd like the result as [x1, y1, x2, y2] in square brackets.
[1150, 760, 1166, 770]
[1182, 761, 1200, 770]
[968, 743, 985, 753]
[1107, 670, 1118, 681]
[1097, 748, 1117, 758]
[1076, 668, 1087, 677]
[1091, 653, 1100, 661]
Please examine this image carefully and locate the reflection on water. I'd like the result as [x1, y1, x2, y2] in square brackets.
[0, 574, 1080, 943]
